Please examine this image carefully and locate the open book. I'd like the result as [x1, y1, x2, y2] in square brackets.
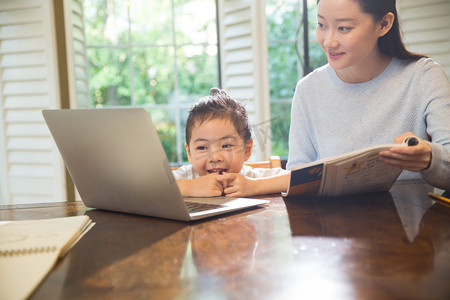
[282, 137, 419, 197]
[0, 215, 94, 300]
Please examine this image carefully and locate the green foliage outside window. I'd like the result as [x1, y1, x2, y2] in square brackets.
[266, 0, 327, 160]
[84, 0, 218, 163]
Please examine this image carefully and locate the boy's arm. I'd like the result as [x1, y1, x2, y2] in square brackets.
[218, 172, 290, 197]
[176, 174, 224, 197]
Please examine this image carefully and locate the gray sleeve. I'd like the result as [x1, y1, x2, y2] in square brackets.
[421, 142, 450, 190]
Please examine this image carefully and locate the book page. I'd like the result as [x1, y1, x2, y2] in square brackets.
[0, 216, 93, 300]
[319, 146, 403, 196]
[0, 216, 91, 254]
[0, 252, 58, 300]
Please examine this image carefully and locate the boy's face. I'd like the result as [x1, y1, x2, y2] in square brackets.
[185, 118, 252, 176]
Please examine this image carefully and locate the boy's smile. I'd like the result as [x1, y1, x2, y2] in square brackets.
[185, 118, 252, 177]
[207, 168, 226, 174]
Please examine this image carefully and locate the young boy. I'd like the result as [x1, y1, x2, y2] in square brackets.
[173, 88, 290, 197]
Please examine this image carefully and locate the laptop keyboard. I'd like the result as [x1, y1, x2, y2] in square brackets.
[185, 201, 224, 213]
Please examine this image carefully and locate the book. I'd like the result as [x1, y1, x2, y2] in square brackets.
[282, 137, 419, 197]
[0, 215, 94, 300]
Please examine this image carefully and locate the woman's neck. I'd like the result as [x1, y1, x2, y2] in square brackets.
[336, 53, 392, 84]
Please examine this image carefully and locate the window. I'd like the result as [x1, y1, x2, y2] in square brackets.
[84, 0, 219, 164]
[266, 0, 327, 160]
[84, 0, 325, 164]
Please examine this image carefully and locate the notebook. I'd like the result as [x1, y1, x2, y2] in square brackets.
[42, 108, 269, 221]
[0, 216, 94, 300]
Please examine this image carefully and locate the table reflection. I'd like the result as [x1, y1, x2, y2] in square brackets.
[34, 210, 191, 299]
[191, 218, 257, 276]
[283, 181, 450, 299]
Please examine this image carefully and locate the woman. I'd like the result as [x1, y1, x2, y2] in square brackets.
[286, 0, 450, 190]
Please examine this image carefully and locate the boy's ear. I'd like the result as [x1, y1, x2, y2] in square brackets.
[185, 142, 193, 164]
[244, 139, 253, 161]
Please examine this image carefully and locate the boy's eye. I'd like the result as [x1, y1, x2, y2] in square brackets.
[222, 144, 233, 149]
[317, 22, 325, 29]
[196, 146, 207, 151]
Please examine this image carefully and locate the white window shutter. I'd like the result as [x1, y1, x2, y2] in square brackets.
[63, 0, 90, 108]
[217, 0, 271, 161]
[0, 0, 69, 204]
[398, 0, 450, 78]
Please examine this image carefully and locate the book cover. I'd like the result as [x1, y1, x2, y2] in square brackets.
[282, 137, 418, 197]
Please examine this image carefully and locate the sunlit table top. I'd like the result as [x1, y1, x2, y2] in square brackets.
[1, 180, 449, 300]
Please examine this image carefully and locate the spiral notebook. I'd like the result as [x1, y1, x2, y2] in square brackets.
[0, 216, 94, 300]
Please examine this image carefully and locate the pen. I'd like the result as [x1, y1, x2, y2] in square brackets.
[404, 136, 420, 146]
[428, 192, 450, 205]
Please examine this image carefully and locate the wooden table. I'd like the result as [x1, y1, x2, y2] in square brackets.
[1, 180, 449, 300]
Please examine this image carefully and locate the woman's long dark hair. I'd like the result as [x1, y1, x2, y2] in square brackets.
[317, 0, 427, 60]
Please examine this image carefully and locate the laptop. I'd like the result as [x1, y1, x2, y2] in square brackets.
[42, 108, 269, 221]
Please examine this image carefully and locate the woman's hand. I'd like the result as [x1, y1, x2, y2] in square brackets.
[379, 132, 432, 172]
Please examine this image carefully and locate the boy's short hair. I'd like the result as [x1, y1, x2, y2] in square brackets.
[185, 88, 252, 145]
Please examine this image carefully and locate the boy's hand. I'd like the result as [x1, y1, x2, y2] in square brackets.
[217, 173, 257, 197]
[177, 174, 224, 197]
[379, 132, 432, 172]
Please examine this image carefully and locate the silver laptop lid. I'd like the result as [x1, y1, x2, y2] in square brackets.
[43, 108, 192, 220]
